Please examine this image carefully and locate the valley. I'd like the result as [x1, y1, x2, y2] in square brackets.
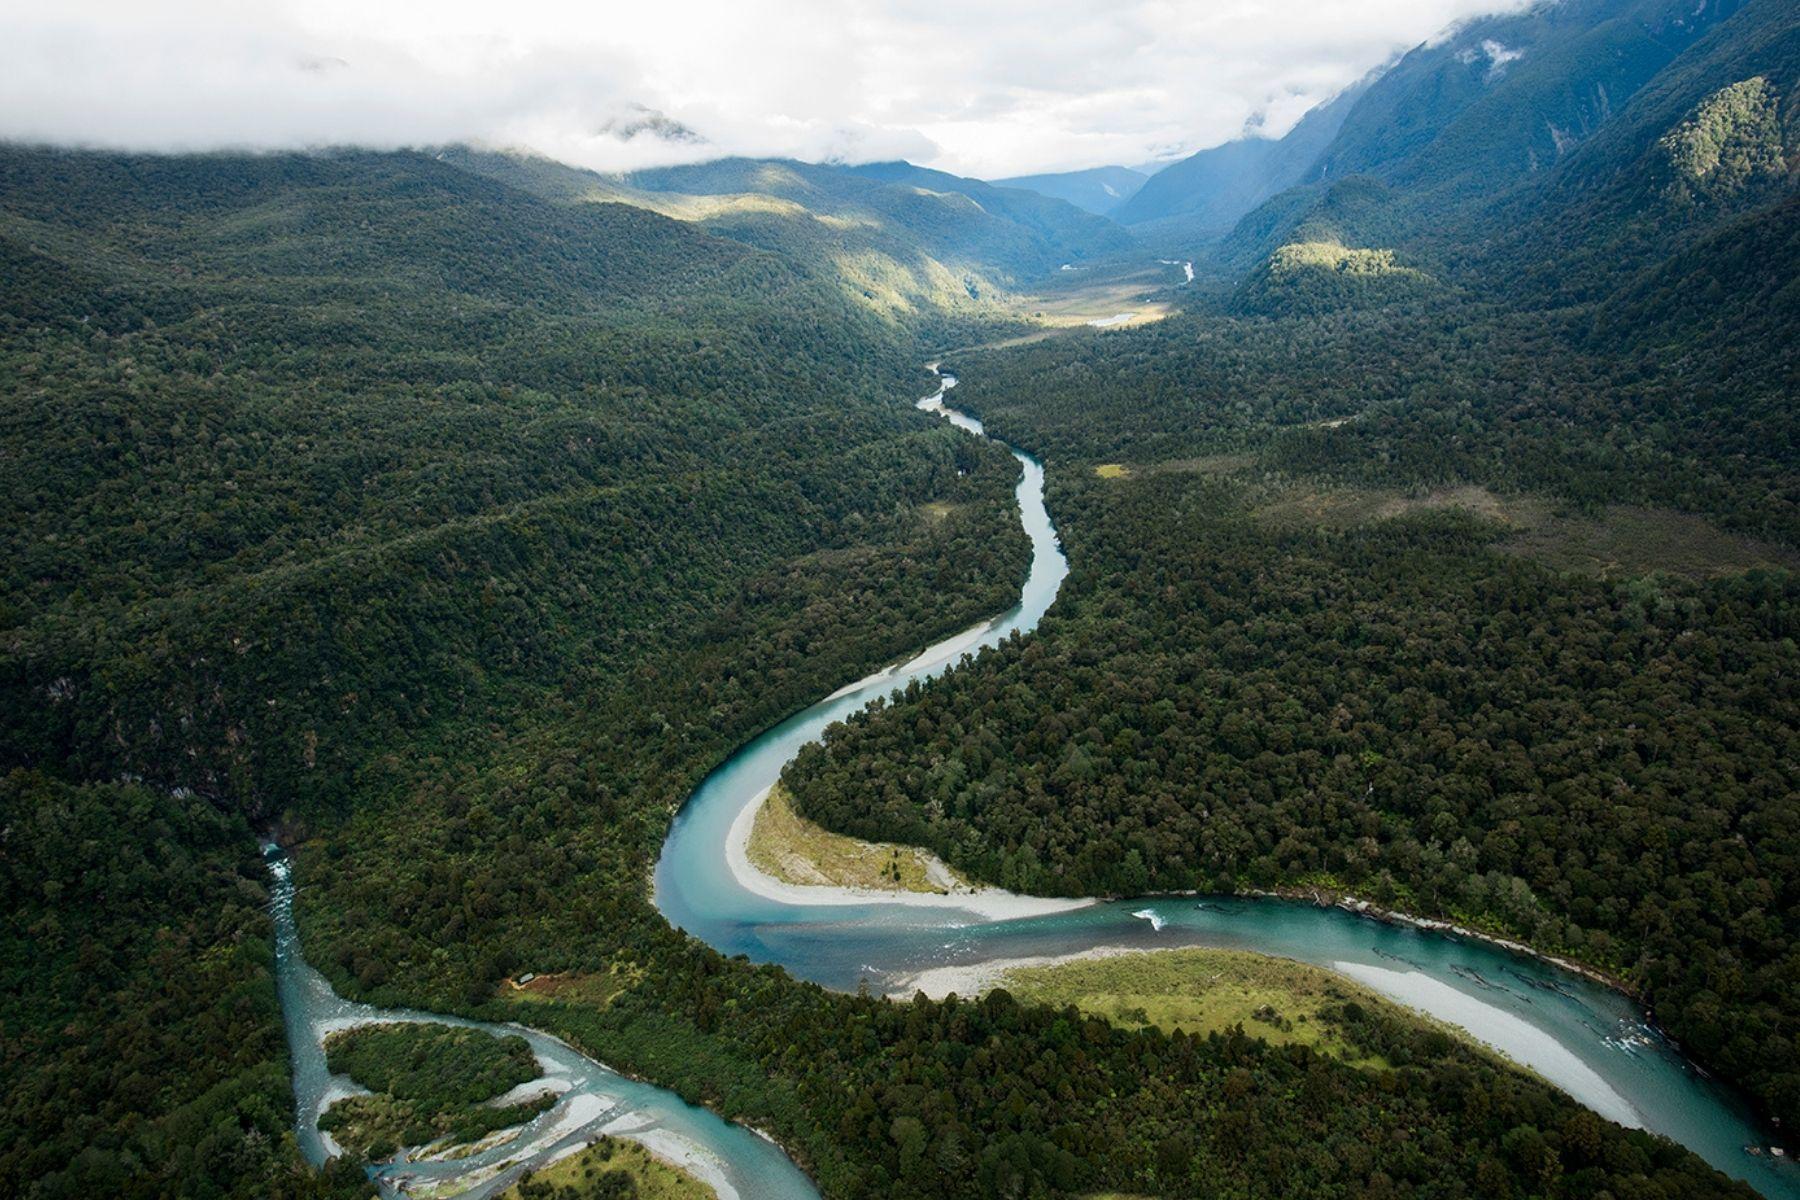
[4, 0, 1799, 1196]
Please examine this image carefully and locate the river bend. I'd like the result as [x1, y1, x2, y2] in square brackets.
[653, 372, 1799, 1200]
[274, 372, 1798, 1200]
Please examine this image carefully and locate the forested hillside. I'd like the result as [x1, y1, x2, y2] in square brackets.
[0, 144, 1031, 1198]
[1154, 0, 1792, 281]
[1, 128, 1764, 1200]
[439, 148, 1134, 340]
[7, 0, 1799, 1186]
[0, 146, 1030, 816]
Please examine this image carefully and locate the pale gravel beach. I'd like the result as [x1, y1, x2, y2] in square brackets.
[600, 1115, 736, 1200]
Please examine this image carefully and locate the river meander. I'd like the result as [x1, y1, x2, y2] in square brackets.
[653, 373, 1800, 1200]
[276, 372, 1798, 1199]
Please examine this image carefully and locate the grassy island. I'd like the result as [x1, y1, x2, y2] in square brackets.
[992, 948, 1480, 1071]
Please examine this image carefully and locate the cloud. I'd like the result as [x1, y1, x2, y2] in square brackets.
[0, 0, 1531, 178]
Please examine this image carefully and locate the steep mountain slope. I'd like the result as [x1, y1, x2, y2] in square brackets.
[1196, 0, 1757, 272]
[1315, 0, 1741, 193]
[1112, 80, 1368, 235]
[0, 149, 773, 317]
[1489, 0, 1800, 298]
[441, 150, 1023, 336]
[990, 164, 1147, 215]
[446, 150, 1132, 338]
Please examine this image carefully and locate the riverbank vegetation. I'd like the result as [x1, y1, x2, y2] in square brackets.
[0, 144, 1028, 1198]
[5, 25, 1793, 1189]
[784, 290, 1800, 1142]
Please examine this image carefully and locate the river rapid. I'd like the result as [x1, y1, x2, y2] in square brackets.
[274, 371, 1798, 1199]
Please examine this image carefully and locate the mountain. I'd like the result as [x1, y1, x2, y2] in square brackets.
[1115, 0, 1756, 266]
[0, 144, 966, 810]
[443, 149, 1131, 339]
[1492, 0, 1800, 300]
[1312, 0, 1744, 200]
[990, 165, 1148, 215]
[1204, 0, 1760, 271]
[1111, 79, 1369, 234]
[840, 159, 1137, 262]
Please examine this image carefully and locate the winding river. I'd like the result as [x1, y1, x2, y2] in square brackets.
[277, 371, 1798, 1199]
[653, 372, 1800, 1199]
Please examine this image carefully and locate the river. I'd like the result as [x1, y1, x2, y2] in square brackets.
[267, 849, 817, 1199]
[276, 372, 1798, 1199]
[652, 371, 1800, 1200]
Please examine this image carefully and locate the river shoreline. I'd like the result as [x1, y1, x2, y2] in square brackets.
[890, 944, 1156, 999]
[1303, 890, 1642, 1001]
[724, 782, 1093, 921]
[267, 847, 822, 1200]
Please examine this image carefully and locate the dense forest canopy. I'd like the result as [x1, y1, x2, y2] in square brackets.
[4, 0, 1799, 1192]
[0, 144, 1033, 1198]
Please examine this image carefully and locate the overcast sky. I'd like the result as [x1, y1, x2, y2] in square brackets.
[1, 0, 1529, 179]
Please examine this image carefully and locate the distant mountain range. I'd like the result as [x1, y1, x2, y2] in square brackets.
[1106, 80, 1370, 235]
[989, 166, 1148, 216]
[434, 147, 1133, 340]
[992, 0, 1789, 285]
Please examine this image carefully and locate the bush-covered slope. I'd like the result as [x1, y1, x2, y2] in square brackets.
[0, 771, 363, 1199]
[0, 115, 1779, 1200]
[0, 144, 1030, 1197]
[780, 150, 1800, 1133]
[0, 145, 1021, 817]
[447, 149, 1132, 341]
[841, 161, 1136, 266]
